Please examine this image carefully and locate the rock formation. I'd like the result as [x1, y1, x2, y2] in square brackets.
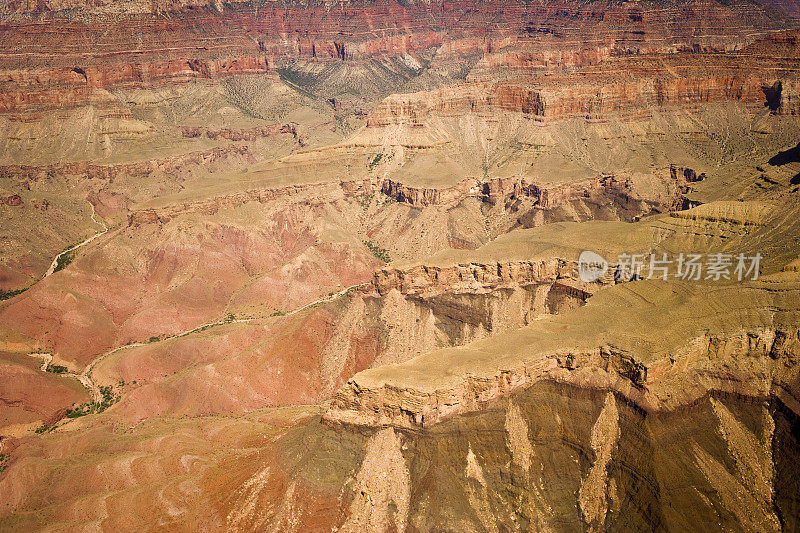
[1, 0, 800, 530]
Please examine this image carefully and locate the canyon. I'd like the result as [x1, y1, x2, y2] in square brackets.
[1, 0, 800, 530]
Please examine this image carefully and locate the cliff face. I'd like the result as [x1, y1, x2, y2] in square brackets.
[380, 168, 695, 213]
[755, 0, 800, 18]
[321, 192, 800, 433]
[778, 79, 800, 114]
[126, 178, 376, 226]
[367, 65, 800, 126]
[0, 0, 796, 112]
[324, 275, 800, 428]
[0, 56, 271, 113]
[120, 165, 694, 229]
[325, 327, 799, 429]
[362, 30, 800, 125]
[379, 177, 476, 207]
[261, 380, 796, 532]
[357, 258, 599, 370]
[372, 259, 570, 296]
[180, 122, 306, 144]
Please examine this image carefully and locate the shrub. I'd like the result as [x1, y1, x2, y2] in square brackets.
[65, 385, 121, 419]
[356, 193, 374, 210]
[53, 249, 76, 273]
[368, 153, 383, 171]
[364, 241, 391, 263]
[46, 364, 69, 374]
[0, 287, 27, 301]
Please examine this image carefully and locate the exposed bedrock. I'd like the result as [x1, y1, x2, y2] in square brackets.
[324, 325, 800, 430]
[315, 257, 595, 387]
[362, 264, 593, 360]
[778, 79, 800, 115]
[380, 166, 696, 214]
[121, 160, 695, 228]
[251, 380, 800, 531]
[372, 258, 598, 299]
[0, 144, 251, 182]
[65, 253, 594, 422]
[367, 70, 800, 127]
[0, 0, 797, 112]
[323, 221, 800, 430]
[0, 167, 601, 417]
[81, 259, 591, 423]
[0, 55, 270, 113]
[126, 177, 379, 226]
[2, 0, 217, 14]
[288, 253, 604, 404]
[180, 122, 307, 145]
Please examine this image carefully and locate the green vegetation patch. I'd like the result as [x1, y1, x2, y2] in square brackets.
[0, 287, 28, 301]
[364, 241, 391, 263]
[357, 193, 374, 210]
[53, 249, 77, 273]
[368, 153, 383, 171]
[367, 152, 393, 172]
[65, 385, 121, 419]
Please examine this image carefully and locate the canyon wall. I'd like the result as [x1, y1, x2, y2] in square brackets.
[0, 0, 796, 112]
[325, 318, 800, 430]
[380, 168, 696, 212]
[122, 164, 695, 227]
[367, 66, 800, 126]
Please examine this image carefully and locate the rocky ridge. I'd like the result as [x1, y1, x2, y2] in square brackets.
[324, 275, 800, 429]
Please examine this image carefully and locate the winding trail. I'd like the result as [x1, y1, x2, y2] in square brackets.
[30, 283, 365, 415]
[28, 352, 96, 402]
[284, 283, 363, 316]
[28, 352, 53, 372]
[44, 202, 108, 277]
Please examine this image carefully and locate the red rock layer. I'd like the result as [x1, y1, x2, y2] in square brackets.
[0, 0, 795, 112]
[4, 0, 214, 15]
[368, 56, 800, 125]
[0, 144, 250, 181]
[755, 0, 800, 18]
